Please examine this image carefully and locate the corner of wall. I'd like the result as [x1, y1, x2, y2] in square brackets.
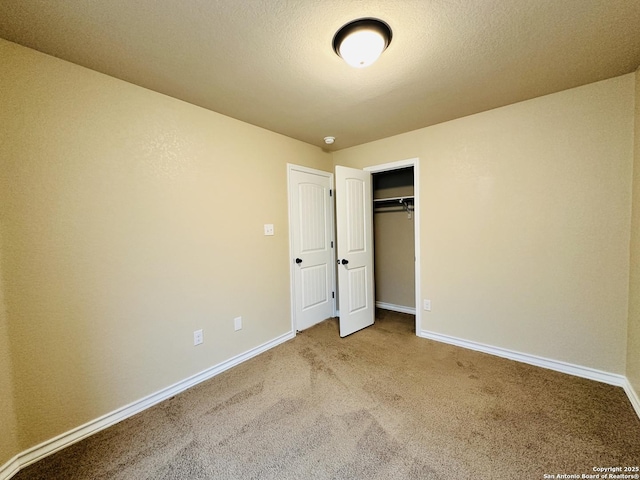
[0, 229, 21, 478]
[0, 42, 25, 477]
[626, 66, 640, 404]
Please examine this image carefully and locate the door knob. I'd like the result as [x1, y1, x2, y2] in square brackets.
[295, 258, 303, 264]
[341, 259, 349, 265]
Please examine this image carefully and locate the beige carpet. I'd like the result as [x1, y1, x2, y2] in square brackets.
[14, 310, 640, 479]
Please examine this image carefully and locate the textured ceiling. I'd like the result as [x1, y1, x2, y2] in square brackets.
[1, 0, 639, 151]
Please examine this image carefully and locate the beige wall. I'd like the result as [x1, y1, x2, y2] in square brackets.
[374, 211, 415, 307]
[334, 74, 635, 373]
[628, 68, 640, 396]
[0, 38, 331, 455]
[0, 230, 19, 467]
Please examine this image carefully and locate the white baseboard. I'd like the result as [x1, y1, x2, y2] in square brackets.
[375, 302, 416, 315]
[622, 377, 640, 419]
[0, 457, 19, 480]
[419, 328, 632, 390]
[0, 330, 295, 480]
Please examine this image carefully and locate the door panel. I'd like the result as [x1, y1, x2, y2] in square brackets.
[336, 166, 374, 337]
[290, 168, 334, 331]
[301, 264, 328, 309]
[299, 183, 327, 252]
[346, 178, 366, 252]
[347, 266, 368, 313]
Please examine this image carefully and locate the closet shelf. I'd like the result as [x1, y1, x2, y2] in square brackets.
[373, 195, 414, 204]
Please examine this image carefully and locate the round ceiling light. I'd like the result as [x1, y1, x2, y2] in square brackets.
[332, 18, 392, 68]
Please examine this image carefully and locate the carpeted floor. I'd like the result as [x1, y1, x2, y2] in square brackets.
[14, 310, 640, 479]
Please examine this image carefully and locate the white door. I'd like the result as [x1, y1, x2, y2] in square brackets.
[336, 166, 375, 337]
[289, 166, 334, 331]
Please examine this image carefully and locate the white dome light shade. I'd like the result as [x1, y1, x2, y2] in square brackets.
[339, 29, 386, 68]
[333, 19, 392, 68]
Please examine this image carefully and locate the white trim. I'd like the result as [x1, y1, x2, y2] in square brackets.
[364, 158, 418, 172]
[375, 301, 416, 315]
[0, 330, 294, 480]
[413, 160, 421, 335]
[364, 158, 421, 337]
[622, 377, 640, 419]
[287, 164, 337, 333]
[419, 329, 627, 386]
[0, 457, 20, 480]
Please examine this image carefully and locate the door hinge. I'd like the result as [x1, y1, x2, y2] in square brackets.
[332, 291, 335, 299]
[331, 241, 334, 248]
[329, 189, 332, 197]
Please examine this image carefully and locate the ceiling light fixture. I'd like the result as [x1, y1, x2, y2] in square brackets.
[324, 136, 335, 145]
[332, 18, 392, 68]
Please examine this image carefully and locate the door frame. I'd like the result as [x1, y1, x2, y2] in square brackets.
[287, 164, 337, 333]
[364, 158, 421, 336]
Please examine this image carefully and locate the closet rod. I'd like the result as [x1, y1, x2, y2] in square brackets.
[372, 195, 414, 204]
[373, 196, 415, 219]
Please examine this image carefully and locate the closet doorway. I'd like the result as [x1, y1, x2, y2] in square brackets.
[293, 159, 421, 337]
[365, 158, 421, 334]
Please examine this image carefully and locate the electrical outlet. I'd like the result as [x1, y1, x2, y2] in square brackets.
[264, 224, 274, 236]
[423, 299, 431, 311]
[193, 329, 203, 346]
[234, 316, 242, 331]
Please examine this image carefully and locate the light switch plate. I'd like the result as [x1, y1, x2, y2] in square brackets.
[423, 299, 431, 311]
[264, 224, 274, 236]
[234, 317, 242, 331]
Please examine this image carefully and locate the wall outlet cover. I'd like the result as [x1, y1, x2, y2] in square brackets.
[193, 329, 203, 346]
[264, 224, 274, 236]
[423, 299, 431, 311]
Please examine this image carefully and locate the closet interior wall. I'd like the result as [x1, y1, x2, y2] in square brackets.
[372, 167, 416, 311]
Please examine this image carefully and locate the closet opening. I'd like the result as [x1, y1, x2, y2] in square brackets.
[372, 166, 416, 329]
